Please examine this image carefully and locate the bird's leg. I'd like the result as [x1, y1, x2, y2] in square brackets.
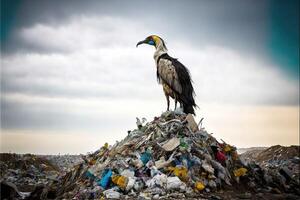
[166, 95, 170, 111]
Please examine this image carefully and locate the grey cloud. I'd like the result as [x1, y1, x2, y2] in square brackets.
[1, 0, 298, 133]
[1, 78, 160, 100]
[3, 0, 268, 56]
[1, 44, 161, 100]
[0, 97, 133, 131]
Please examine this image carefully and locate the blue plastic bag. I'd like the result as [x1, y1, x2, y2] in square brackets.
[85, 170, 95, 179]
[98, 169, 112, 189]
[140, 151, 151, 165]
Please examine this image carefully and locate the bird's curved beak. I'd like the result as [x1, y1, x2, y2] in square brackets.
[136, 39, 147, 47]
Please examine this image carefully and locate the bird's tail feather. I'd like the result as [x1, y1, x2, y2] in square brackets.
[179, 94, 196, 115]
[183, 102, 195, 115]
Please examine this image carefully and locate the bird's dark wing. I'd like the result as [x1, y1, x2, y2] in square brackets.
[157, 53, 197, 114]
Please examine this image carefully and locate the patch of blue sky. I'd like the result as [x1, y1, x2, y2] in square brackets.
[267, 1, 299, 79]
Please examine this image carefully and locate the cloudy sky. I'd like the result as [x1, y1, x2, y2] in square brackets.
[1, 0, 299, 154]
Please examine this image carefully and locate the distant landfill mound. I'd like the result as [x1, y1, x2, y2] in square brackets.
[240, 145, 299, 164]
[1, 110, 300, 200]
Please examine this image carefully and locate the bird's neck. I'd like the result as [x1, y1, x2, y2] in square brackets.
[154, 43, 168, 64]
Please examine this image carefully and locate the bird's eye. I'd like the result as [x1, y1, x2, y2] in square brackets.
[148, 40, 155, 45]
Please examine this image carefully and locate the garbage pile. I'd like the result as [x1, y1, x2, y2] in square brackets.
[240, 145, 300, 195]
[241, 145, 299, 167]
[23, 110, 299, 199]
[0, 153, 60, 198]
[237, 147, 267, 156]
[41, 155, 84, 172]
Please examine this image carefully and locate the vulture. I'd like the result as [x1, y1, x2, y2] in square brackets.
[136, 35, 197, 114]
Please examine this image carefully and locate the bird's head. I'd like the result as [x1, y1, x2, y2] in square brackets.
[136, 35, 167, 50]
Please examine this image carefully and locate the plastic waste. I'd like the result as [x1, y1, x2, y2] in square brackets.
[85, 170, 95, 179]
[150, 166, 160, 177]
[112, 175, 128, 190]
[162, 137, 180, 151]
[95, 143, 109, 159]
[186, 113, 199, 133]
[98, 169, 112, 189]
[121, 169, 135, 178]
[179, 138, 189, 152]
[103, 188, 121, 199]
[133, 179, 144, 192]
[126, 177, 136, 191]
[216, 151, 226, 163]
[231, 150, 238, 161]
[146, 173, 167, 188]
[132, 158, 144, 169]
[138, 192, 151, 200]
[195, 181, 205, 191]
[202, 161, 214, 174]
[233, 167, 248, 177]
[208, 180, 217, 188]
[155, 157, 172, 169]
[140, 151, 152, 165]
[168, 166, 188, 181]
[210, 160, 231, 185]
[166, 176, 186, 190]
[223, 144, 232, 152]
